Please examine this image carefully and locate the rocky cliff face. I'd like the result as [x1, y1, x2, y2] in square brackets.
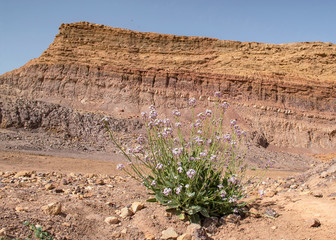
[0, 22, 335, 152]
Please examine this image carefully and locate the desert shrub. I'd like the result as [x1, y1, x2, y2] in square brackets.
[104, 92, 252, 223]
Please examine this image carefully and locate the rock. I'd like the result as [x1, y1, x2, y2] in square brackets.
[119, 207, 133, 218]
[44, 183, 55, 190]
[14, 171, 32, 178]
[144, 233, 156, 240]
[105, 216, 119, 225]
[271, 226, 277, 230]
[177, 233, 192, 240]
[203, 217, 218, 233]
[265, 208, 279, 218]
[313, 193, 323, 198]
[161, 227, 178, 239]
[131, 201, 144, 213]
[306, 218, 321, 227]
[96, 179, 105, 185]
[248, 208, 261, 218]
[186, 224, 209, 240]
[0, 228, 7, 236]
[15, 206, 28, 212]
[41, 202, 62, 215]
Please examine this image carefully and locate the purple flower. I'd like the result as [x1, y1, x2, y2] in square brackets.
[172, 110, 181, 117]
[176, 185, 182, 195]
[163, 118, 171, 126]
[175, 122, 182, 128]
[156, 163, 163, 170]
[141, 112, 148, 120]
[163, 188, 172, 196]
[194, 136, 203, 146]
[205, 109, 212, 117]
[172, 148, 183, 156]
[207, 139, 212, 145]
[215, 91, 222, 98]
[229, 195, 237, 203]
[151, 180, 157, 186]
[177, 166, 183, 173]
[188, 97, 196, 107]
[117, 164, 125, 170]
[210, 154, 217, 161]
[149, 110, 158, 120]
[149, 105, 156, 110]
[186, 169, 196, 179]
[197, 112, 206, 120]
[230, 119, 237, 126]
[218, 184, 224, 189]
[137, 135, 146, 144]
[185, 184, 190, 188]
[220, 190, 227, 198]
[133, 145, 144, 153]
[199, 151, 207, 158]
[221, 102, 230, 109]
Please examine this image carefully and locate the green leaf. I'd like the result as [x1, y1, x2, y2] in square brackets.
[200, 208, 210, 218]
[178, 213, 186, 220]
[189, 214, 201, 224]
[146, 198, 157, 202]
[155, 193, 166, 204]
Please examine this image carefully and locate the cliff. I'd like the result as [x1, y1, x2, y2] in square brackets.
[0, 22, 335, 152]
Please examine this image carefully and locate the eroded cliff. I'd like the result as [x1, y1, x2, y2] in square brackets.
[0, 22, 335, 151]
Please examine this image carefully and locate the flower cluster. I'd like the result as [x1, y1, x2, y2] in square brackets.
[105, 91, 253, 223]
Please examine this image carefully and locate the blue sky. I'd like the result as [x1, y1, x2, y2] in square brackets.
[1, 0, 335, 74]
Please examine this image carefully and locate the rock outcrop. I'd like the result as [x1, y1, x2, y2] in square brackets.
[0, 22, 335, 151]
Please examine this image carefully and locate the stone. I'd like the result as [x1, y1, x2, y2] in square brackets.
[265, 208, 279, 218]
[177, 233, 192, 240]
[271, 226, 277, 230]
[0, 228, 7, 236]
[144, 233, 156, 240]
[248, 208, 261, 218]
[306, 218, 321, 227]
[41, 202, 62, 215]
[105, 216, 119, 225]
[161, 227, 178, 239]
[186, 224, 209, 240]
[14, 171, 32, 178]
[313, 193, 323, 198]
[203, 217, 218, 233]
[15, 206, 28, 212]
[44, 183, 55, 190]
[119, 207, 133, 218]
[131, 201, 144, 213]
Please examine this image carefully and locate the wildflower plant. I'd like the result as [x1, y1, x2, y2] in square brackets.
[104, 92, 251, 223]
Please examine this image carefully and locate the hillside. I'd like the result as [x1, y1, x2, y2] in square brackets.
[0, 21, 335, 151]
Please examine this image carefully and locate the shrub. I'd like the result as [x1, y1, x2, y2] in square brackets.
[104, 92, 252, 223]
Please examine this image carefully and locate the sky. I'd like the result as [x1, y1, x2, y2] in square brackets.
[1, 0, 336, 75]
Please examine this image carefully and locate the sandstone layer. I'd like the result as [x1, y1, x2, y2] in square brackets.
[0, 22, 335, 152]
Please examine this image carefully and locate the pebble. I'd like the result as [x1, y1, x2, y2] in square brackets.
[44, 183, 55, 190]
[144, 233, 156, 240]
[248, 208, 261, 218]
[131, 202, 144, 213]
[186, 224, 209, 240]
[161, 227, 178, 239]
[177, 233, 192, 240]
[14, 171, 32, 178]
[306, 218, 321, 227]
[105, 216, 119, 225]
[119, 207, 133, 218]
[265, 208, 279, 218]
[313, 193, 323, 198]
[271, 226, 277, 230]
[15, 206, 28, 212]
[0, 228, 7, 236]
[41, 202, 62, 215]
